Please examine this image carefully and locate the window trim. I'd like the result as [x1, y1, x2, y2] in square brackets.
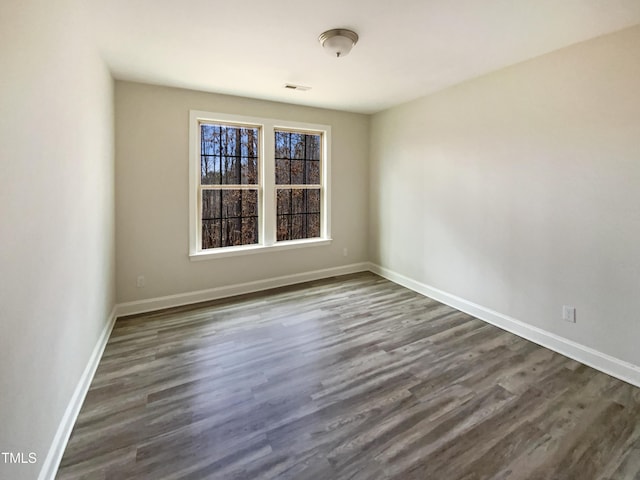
[188, 110, 332, 260]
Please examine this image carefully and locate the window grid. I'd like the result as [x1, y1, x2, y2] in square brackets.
[275, 130, 322, 242]
[199, 122, 260, 250]
[200, 189, 259, 249]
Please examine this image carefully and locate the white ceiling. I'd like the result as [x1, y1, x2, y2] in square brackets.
[88, 0, 640, 114]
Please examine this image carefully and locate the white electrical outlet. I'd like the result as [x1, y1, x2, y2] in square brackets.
[562, 305, 576, 323]
[136, 275, 145, 288]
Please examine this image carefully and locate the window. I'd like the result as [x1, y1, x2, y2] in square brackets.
[200, 123, 260, 249]
[275, 130, 322, 241]
[189, 111, 331, 259]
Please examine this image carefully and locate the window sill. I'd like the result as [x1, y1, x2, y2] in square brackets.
[189, 238, 333, 261]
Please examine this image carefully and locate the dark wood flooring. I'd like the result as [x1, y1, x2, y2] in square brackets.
[57, 272, 640, 479]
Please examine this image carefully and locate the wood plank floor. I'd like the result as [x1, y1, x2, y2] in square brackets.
[57, 272, 640, 479]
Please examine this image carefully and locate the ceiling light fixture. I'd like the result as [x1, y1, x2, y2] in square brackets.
[318, 29, 358, 58]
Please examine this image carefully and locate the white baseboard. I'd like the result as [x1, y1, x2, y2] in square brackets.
[368, 262, 640, 389]
[38, 263, 368, 479]
[115, 262, 370, 318]
[37, 306, 117, 480]
[39, 261, 640, 480]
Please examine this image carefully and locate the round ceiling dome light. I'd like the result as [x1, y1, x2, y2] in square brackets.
[318, 29, 359, 58]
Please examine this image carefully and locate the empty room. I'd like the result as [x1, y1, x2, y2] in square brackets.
[2, 0, 640, 479]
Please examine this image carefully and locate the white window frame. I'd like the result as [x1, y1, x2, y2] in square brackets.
[189, 110, 332, 261]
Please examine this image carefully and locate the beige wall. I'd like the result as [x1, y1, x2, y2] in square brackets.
[370, 25, 640, 367]
[115, 82, 369, 303]
[0, 0, 115, 479]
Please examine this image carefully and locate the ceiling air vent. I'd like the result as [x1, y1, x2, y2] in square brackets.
[284, 84, 311, 91]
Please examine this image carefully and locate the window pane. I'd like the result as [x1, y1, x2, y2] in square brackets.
[275, 130, 321, 185]
[275, 131, 290, 159]
[291, 132, 306, 159]
[291, 159, 304, 184]
[305, 134, 320, 161]
[201, 124, 258, 185]
[276, 189, 320, 241]
[275, 159, 290, 184]
[201, 189, 258, 249]
[306, 160, 320, 184]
